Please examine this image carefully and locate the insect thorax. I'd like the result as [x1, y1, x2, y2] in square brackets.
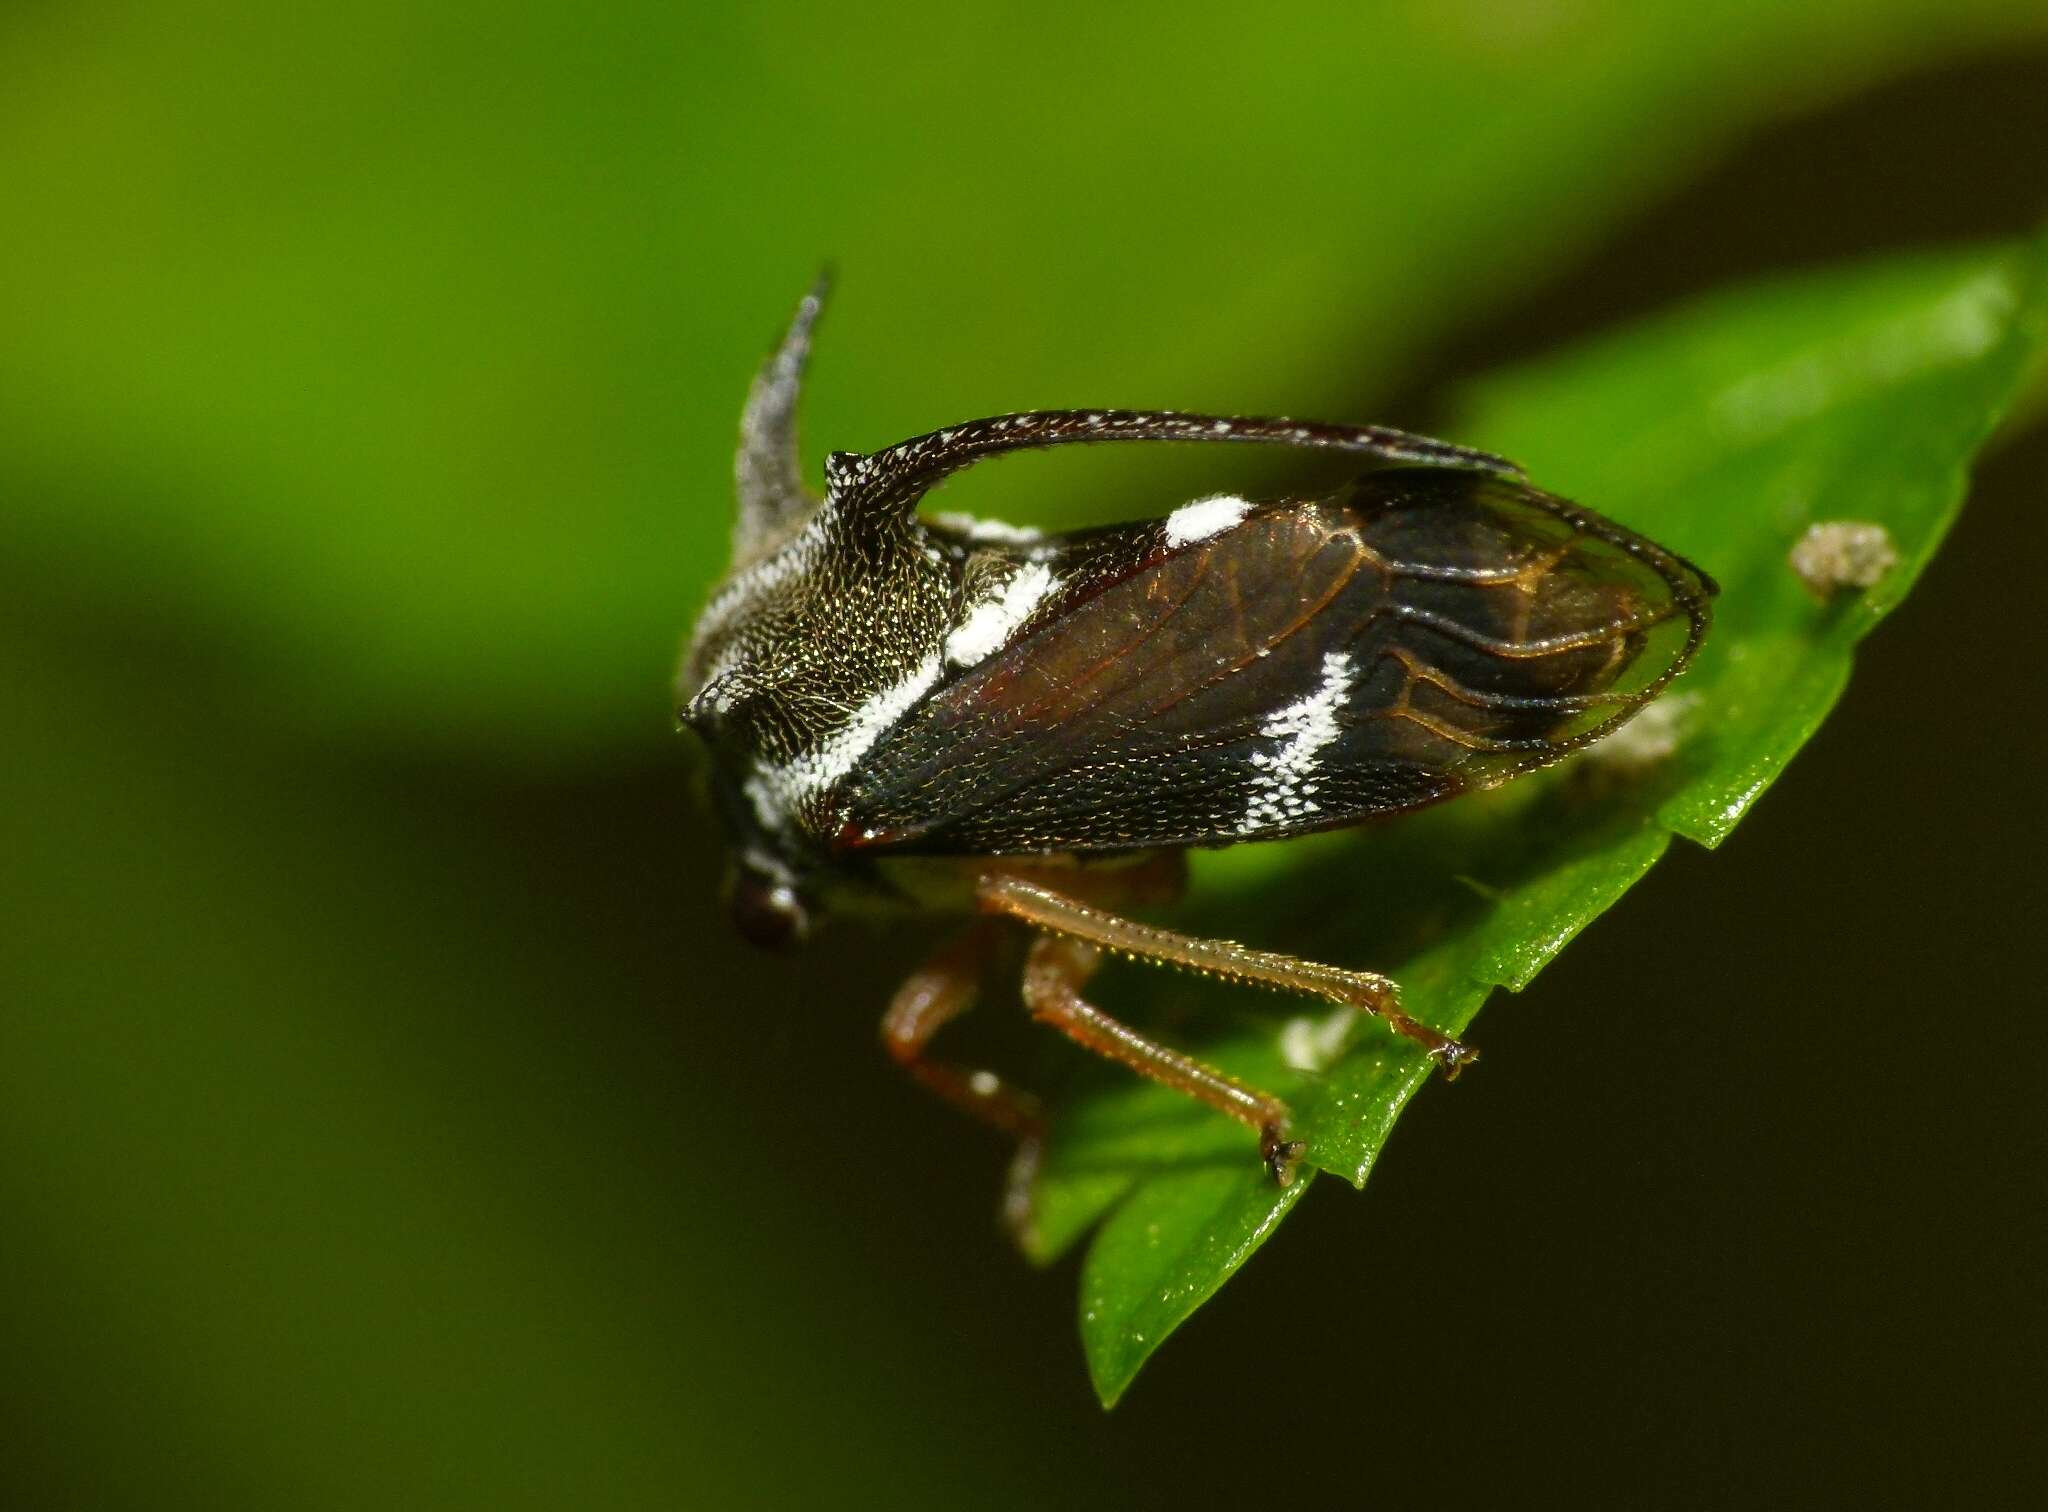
[680, 511, 959, 858]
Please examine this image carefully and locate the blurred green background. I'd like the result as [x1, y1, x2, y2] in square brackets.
[4, 3, 2046, 1507]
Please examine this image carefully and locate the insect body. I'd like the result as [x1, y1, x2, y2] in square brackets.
[679, 279, 1714, 1231]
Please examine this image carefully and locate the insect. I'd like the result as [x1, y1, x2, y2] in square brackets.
[677, 278, 1715, 1234]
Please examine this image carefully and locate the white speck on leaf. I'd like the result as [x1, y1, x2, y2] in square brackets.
[1789, 520, 1899, 598]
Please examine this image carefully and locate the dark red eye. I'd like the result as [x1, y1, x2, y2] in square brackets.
[728, 868, 809, 952]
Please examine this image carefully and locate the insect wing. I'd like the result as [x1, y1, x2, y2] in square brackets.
[836, 468, 1711, 856]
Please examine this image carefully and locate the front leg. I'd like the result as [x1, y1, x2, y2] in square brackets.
[882, 923, 1047, 1239]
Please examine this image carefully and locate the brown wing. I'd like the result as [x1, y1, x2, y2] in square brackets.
[833, 467, 1712, 856]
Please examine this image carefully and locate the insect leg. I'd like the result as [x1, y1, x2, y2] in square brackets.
[881, 922, 1047, 1237]
[1020, 933, 1305, 1184]
[979, 875, 1477, 1078]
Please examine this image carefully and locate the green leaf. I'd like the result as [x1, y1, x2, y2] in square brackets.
[1079, 1167, 1312, 1408]
[1057, 229, 2048, 1406]
[2, 1, 2043, 757]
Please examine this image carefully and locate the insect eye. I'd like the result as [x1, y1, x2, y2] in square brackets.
[728, 867, 810, 953]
